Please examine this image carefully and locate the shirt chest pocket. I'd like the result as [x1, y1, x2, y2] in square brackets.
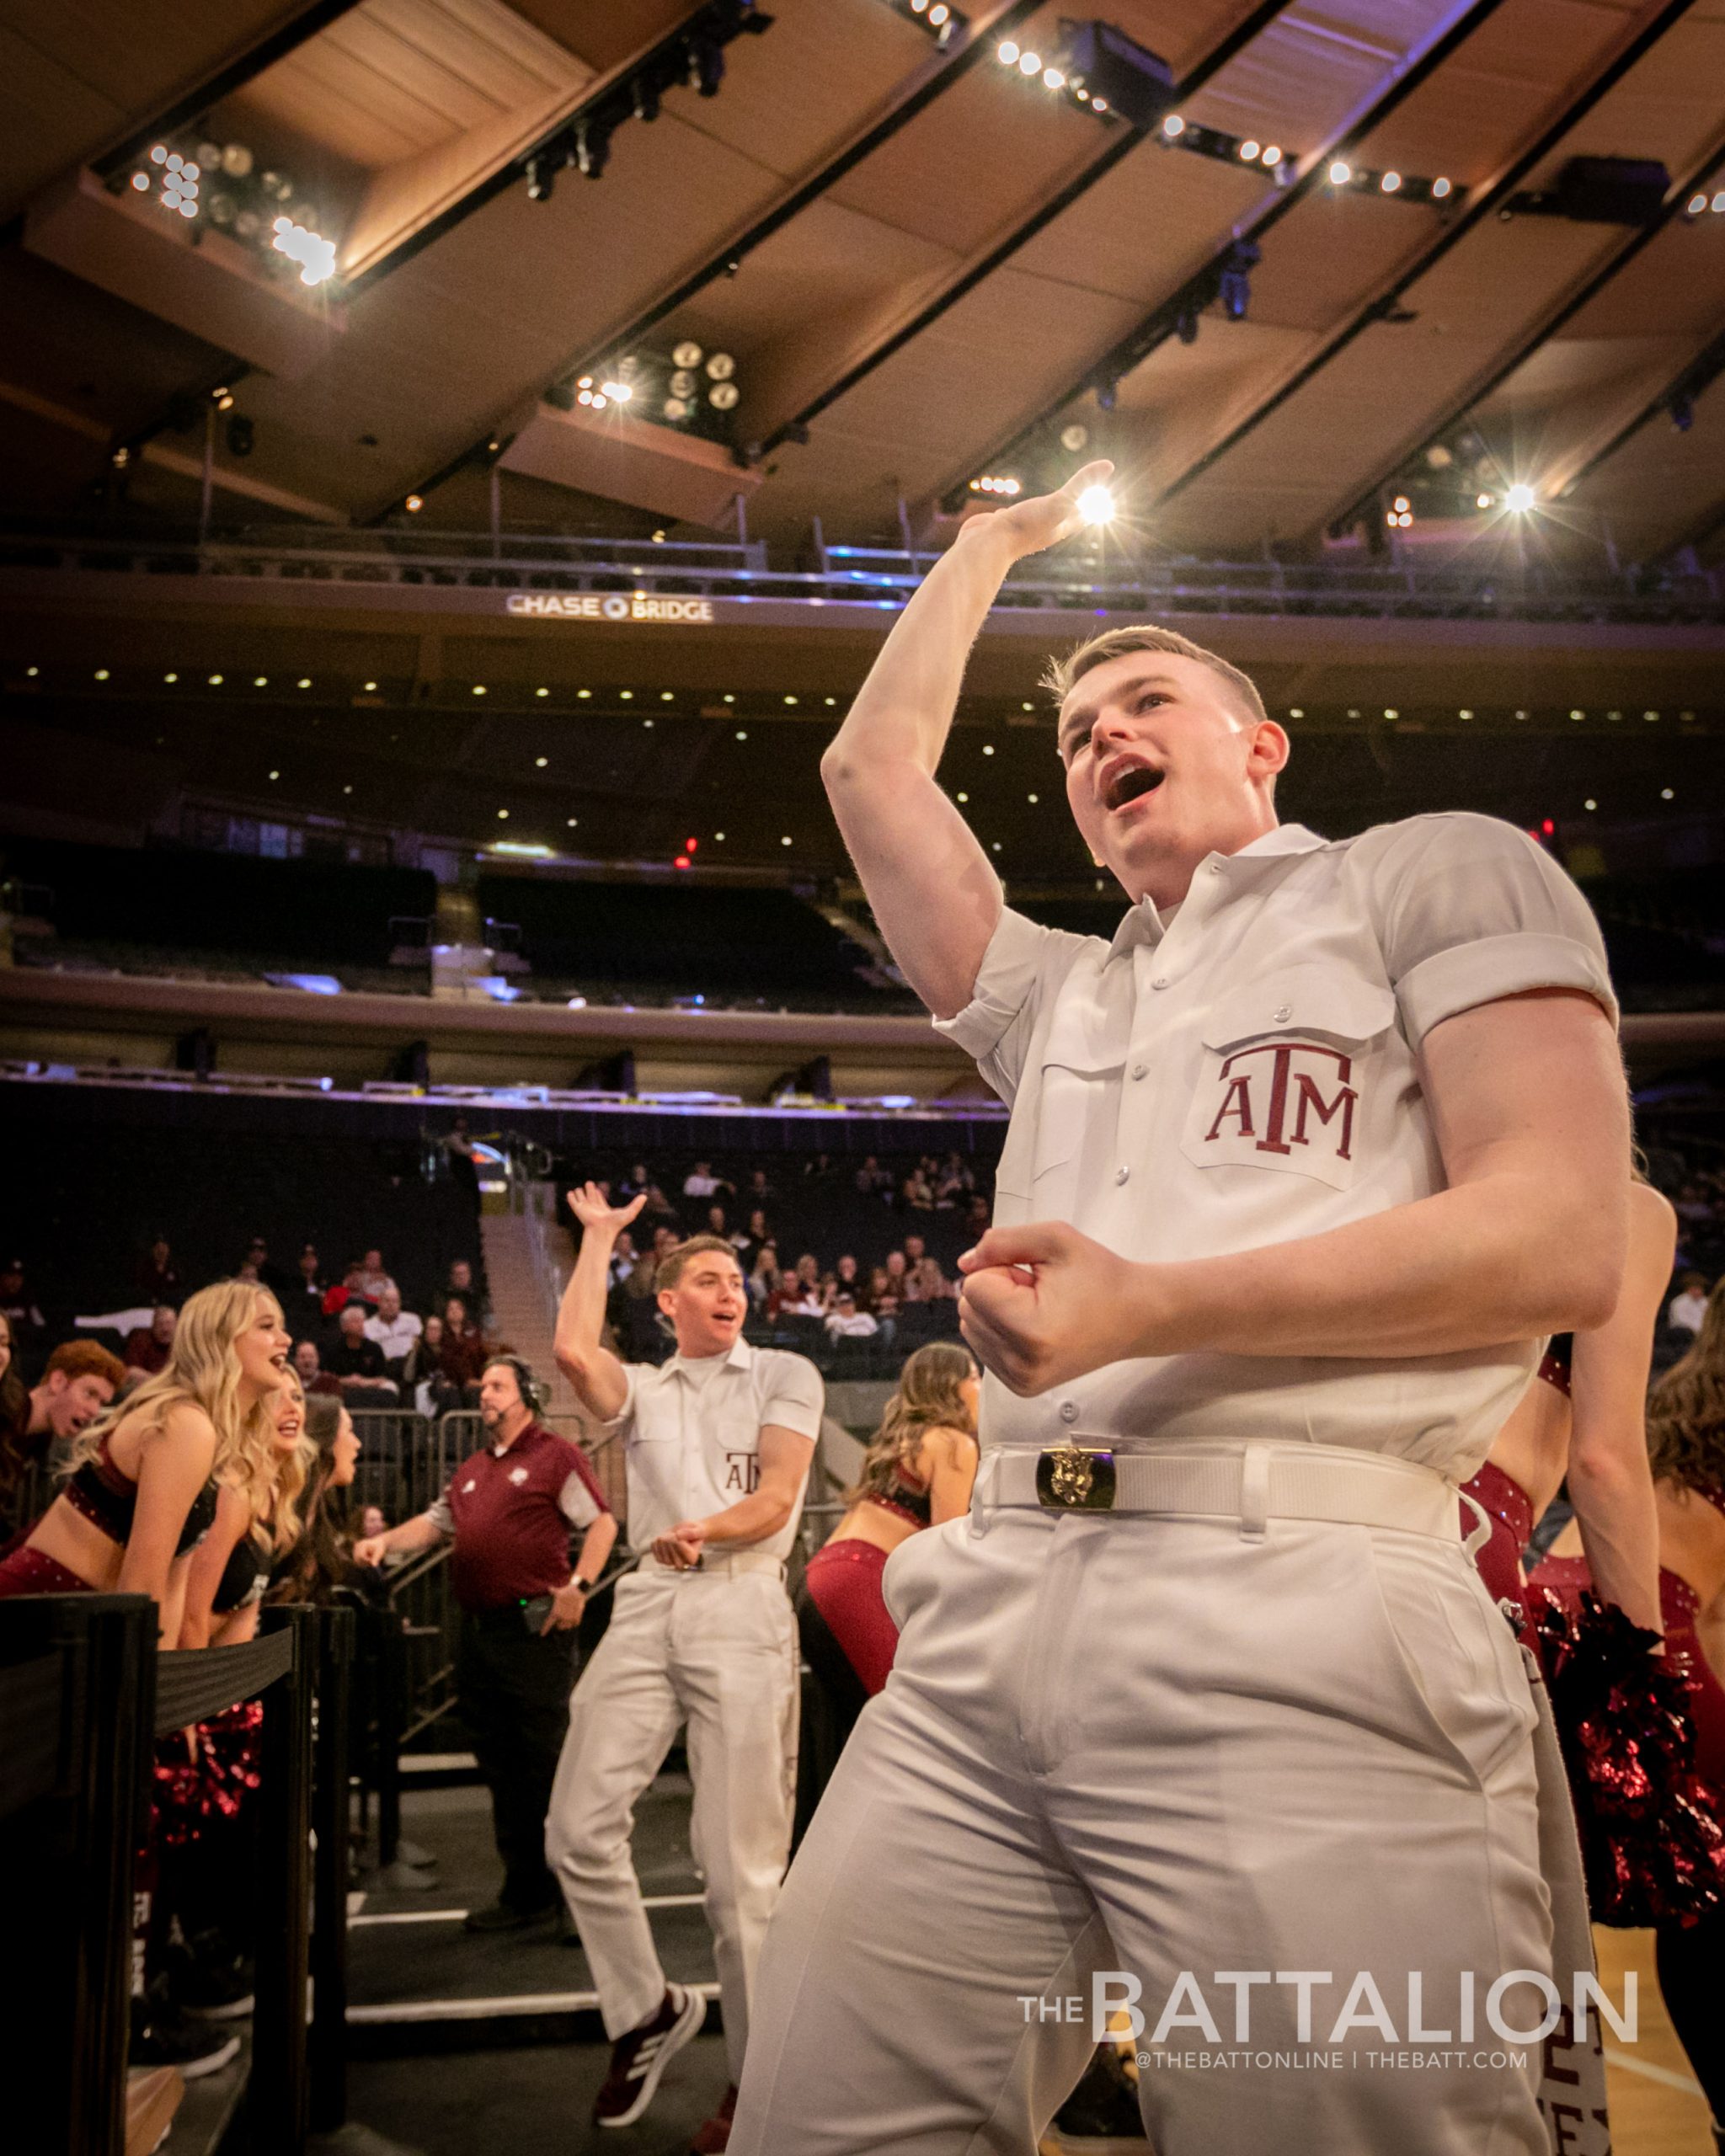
[1179, 968, 1397, 1193]
[994, 999, 1124, 1222]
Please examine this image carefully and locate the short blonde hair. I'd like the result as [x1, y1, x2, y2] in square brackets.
[1040, 624, 1268, 729]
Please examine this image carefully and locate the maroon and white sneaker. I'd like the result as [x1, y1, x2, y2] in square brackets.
[688, 2081, 738, 2153]
[592, 1984, 707, 2129]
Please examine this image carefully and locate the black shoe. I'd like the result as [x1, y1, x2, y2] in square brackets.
[462, 1897, 557, 1934]
[171, 1942, 255, 2020]
[131, 2000, 242, 2081]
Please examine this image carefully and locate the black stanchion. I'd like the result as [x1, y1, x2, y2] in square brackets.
[374, 1608, 406, 1871]
[254, 1604, 316, 2156]
[309, 1604, 355, 2135]
[0, 1594, 154, 2156]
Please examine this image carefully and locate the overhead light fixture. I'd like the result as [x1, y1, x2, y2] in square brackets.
[1076, 483, 1115, 524]
[1432, 176, 1452, 199]
[404, 494, 424, 513]
[1328, 160, 1352, 186]
[1240, 139, 1260, 161]
[1504, 483, 1536, 513]
[1380, 171, 1402, 194]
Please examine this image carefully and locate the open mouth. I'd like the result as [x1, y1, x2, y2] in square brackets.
[1103, 761, 1166, 813]
[270, 1348, 290, 1370]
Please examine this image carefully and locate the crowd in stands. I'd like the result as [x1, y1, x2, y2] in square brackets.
[566, 1150, 991, 1374]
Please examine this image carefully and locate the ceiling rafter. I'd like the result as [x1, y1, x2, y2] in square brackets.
[924, 0, 1513, 514]
[366, 0, 1047, 525]
[1329, 134, 1725, 535]
[746, 0, 1298, 464]
[1561, 312, 1725, 502]
[1149, 0, 1704, 527]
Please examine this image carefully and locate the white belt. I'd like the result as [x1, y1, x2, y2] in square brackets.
[645, 1550, 785, 1578]
[977, 1439, 1467, 1545]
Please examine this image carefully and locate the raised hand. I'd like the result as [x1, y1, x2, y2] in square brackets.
[956, 459, 1114, 565]
[567, 1182, 648, 1236]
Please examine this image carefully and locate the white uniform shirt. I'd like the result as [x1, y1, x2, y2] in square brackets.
[936, 814, 1617, 1479]
[609, 1337, 825, 1562]
[365, 1310, 423, 1359]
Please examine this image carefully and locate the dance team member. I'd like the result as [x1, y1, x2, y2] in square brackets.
[270, 1392, 363, 1604]
[1461, 1174, 1674, 1649]
[1530, 1283, 1725, 2129]
[795, 1342, 978, 1833]
[731, 462, 1629, 2156]
[180, 1369, 311, 1647]
[550, 1193, 822, 2150]
[0, 1280, 290, 1632]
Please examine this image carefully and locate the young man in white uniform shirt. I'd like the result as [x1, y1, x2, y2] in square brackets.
[729, 464, 1630, 2156]
[550, 1200, 823, 2148]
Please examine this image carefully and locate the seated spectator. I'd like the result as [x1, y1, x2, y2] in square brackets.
[133, 1235, 183, 1309]
[934, 1152, 974, 1207]
[359, 1503, 389, 1541]
[243, 1236, 292, 1298]
[803, 1152, 836, 1186]
[904, 1254, 951, 1304]
[901, 1166, 935, 1212]
[293, 1339, 343, 1398]
[744, 1166, 776, 1208]
[868, 1266, 900, 1334]
[123, 1305, 178, 1382]
[775, 1257, 826, 1320]
[682, 1159, 732, 1200]
[439, 1296, 490, 1390]
[289, 1244, 327, 1331]
[747, 1244, 781, 1310]
[606, 1232, 638, 1290]
[401, 1315, 458, 1416]
[1668, 1271, 1709, 1334]
[0, 1258, 46, 1358]
[883, 1250, 910, 1301]
[325, 1303, 399, 1401]
[704, 1203, 734, 1246]
[638, 1184, 681, 1235]
[964, 1193, 991, 1237]
[446, 1257, 490, 1329]
[619, 1161, 653, 1198]
[364, 1284, 422, 1368]
[321, 1261, 372, 1322]
[356, 1247, 398, 1303]
[825, 1292, 879, 1342]
[833, 1253, 862, 1299]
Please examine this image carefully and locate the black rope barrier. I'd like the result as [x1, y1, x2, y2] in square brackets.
[152, 1626, 294, 1734]
[0, 1648, 66, 1813]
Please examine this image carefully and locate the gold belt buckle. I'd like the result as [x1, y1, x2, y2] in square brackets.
[1035, 1440, 1116, 1512]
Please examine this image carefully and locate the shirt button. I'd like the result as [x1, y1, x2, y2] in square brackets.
[1131, 1062, 1147, 1080]
[1060, 1401, 1079, 1425]
[1274, 1004, 1292, 1023]
[1115, 1166, 1130, 1186]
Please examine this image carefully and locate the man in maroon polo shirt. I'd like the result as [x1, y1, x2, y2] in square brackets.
[355, 1356, 617, 1931]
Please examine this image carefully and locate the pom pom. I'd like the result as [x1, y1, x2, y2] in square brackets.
[1534, 1589, 1725, 1928]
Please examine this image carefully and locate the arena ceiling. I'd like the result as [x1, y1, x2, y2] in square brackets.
[3, 0, 1725, 567]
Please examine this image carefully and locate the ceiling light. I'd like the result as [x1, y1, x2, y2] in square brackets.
[473, 685, 486, 695]
[1328, 160, 1351, 185]
[1432, 177, 1451, 199]
[1504, 483, 1536, 513]
[1019, 51, 1041, 75]
[131, 172, 149, 193]
[1028, 792, 1039, 803]
[163, 671, 176, 682]
[568, 817, 579, 826]
[404, 494, 423, 512]
[1584, 798, 1596, 811]
[715, 830, 725, 841]
[577, 688, 591, 698]
[619, 690, 633, 699]
[94, 668, 109, 680]
[599, 381, 633, 402]
[1644, 709, 1659, 721]
[365, 680, 377, 691]
[957, 790, 969, 802]
[1662, 787, 1674, 799]
[997, 40, 1018, 62]
[1240, 140, 1260, 161]
[209, 673, 224, 685]
[1477, 492, 1494, 509]
[781, 835, 793, 846]
[1162, 115, 1184, 137]
[536, 686, 548, 696]
[784, 694, 798, 705]
[253, 675, 268, 687]
[535, 755, 548, 767]
[735, 728, 748, 739]
[268, 769, 280, 780]
[983, 744, 995, 755]
[1043, 67, 1065, 88]
[1459, 708, 1472, 720]
[1290, 707, 1303, 718]
[1381, 171, 1402, 193]
[497, 808, 509, 819]
[1262, 145, 1281, 165]
[1076, 483, 1115, 524]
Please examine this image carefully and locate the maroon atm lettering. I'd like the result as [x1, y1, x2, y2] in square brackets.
[1204, 1043, 1356, 1162]
[724, 1450, 761, 1495]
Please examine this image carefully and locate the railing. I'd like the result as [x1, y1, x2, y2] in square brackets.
[0, 1595, 352, 2156]
[2, 523, 1717, 624]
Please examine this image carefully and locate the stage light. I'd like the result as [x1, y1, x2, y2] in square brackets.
[1076, 483, 1115, 524]
[568, 817, 579, 827]
[1393, 496, 1410, 513]
[1028, 792, 1039, 803]
[1262, 145, 1281, 165]
[1459, 708, 1472, 719]
[151, 145, 167, 164]
[163, 672, 176, 683]
[591, 394, 608, 409]
[1043, 67, 1064, 88]
[1241, 140, 1260, 162]
[366, 680, 379, 691]
[1662, 787, 1674, 799]
[209, 673, 224, 685]
[1380, 172, 1402, 194]
[578, 688, 592, 698]
[1504, 483, 1536, 512]
[473, 685, 487, 696]
[957, 790, 968, 801]
[404, 494, 423, 512]
[1584, 798, 1596, 811]
[269, 770, 280, 781]
[1328, 160, 1351, 185]
[662, 690, 675, 700]
[709, 382, 740, 409]
[686, 837, 699, 851]
[1645, 709, 1660, 721]
[1570, 708, 1584, 720]
[497, 808, 509, 819]
[929, 3, 949, 22]
[982, 744, 995, 755]
[1162, 114, 1183, 136]
[253, 675, 267, 687]
[599, 380, 633, 402]
[536, 755, 548, 766]
[131, 172, 149, 192]
[94, 668, 109, 680]
[620, 690, 633, 699]
[1432, 177, 1452, 199]
[1019, 51, 1041, 75]
[1477, 492, 1493, 508]
[735, 728, 747, 739]
[297, 677, 312, 688]
[998, 39, 1018, 62]
[781, 835, 793, 846]
[785, 694, 798, 704]
[714, 830, 725, 841]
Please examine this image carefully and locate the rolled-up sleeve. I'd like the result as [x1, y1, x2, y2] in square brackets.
[1371, 814, 1617, 1050]
[760, 1354, 825, 1441]
[931, 907, 1078, 1105]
